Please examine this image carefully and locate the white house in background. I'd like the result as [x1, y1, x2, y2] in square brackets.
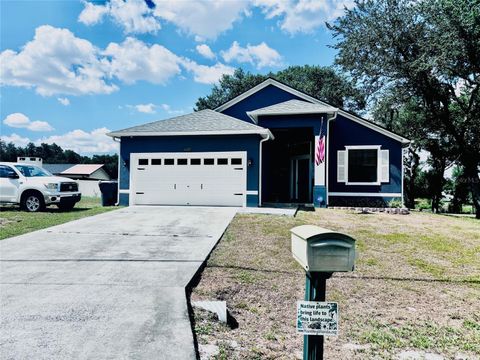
[43, 164, 111, 198]
[60, 164, 110, 181]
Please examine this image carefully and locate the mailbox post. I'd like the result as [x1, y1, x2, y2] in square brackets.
[291, 225, 356, 360]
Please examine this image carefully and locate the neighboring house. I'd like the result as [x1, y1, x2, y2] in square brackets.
[60, 164, 111, 181]
[43, 164, 77, 176]
[43, 164, 111, 198]
[108, 78, 409, 208]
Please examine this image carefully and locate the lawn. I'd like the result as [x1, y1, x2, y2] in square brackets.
[0, 197, 117, 240]
[191, 209, 480, 359]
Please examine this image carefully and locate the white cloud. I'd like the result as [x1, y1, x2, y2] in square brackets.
[78, 1, 109, 25]
[0, 25, 236, 95]
[181, 60, 235, 84]
[0, 133, 31, 147]
[57, 97, 70, 106]
[221, 41, 282, 68]
[0, 25, 117, 96]
[196, 44, 215, 60]
[79, 0, 160, 34]
[161, 104, 185, 115]
[103, 37, 181, 85]
[254, 0, 354, 34]
[135, 103, 156, 114]
[153, 1, 247, 39]
[3, 113, 54, 132]
[37, 127, 118, 154]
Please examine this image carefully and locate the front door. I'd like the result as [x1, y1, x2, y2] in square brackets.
[290, 156, 311, 203]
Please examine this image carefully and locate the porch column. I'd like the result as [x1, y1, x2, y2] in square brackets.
[313, 116, 327, 207]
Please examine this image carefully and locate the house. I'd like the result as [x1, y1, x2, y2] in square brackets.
[108, 78, 409, 208]
[60, 164, 111, 181]
[43, 164, 111, 198]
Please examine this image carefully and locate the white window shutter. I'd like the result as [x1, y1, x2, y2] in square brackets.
[380, 149, 389, 183]
[337, 150, 346, 182]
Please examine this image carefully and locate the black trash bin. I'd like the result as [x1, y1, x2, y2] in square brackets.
[99, 181, 118, 206]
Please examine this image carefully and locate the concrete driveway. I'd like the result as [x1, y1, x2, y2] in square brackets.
[0, 206, 236, 359]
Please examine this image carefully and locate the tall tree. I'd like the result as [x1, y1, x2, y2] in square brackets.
[329, 0, 480, 218]
[195, 66, 366, 113]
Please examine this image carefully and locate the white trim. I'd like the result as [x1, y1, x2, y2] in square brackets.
[329, 192, 402, 197]
[108, 129, 273, 139]
[215, 78, 409, 144]
[258, 133, 271, 206]
[119, 189, 130, 194]
[247, 108, 337, 124]
[246, 190, 258, 195]
[344, 145, 382, 186]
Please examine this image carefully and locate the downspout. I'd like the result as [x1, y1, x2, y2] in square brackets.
[258, 131, 271, 207]
[325, 111, 338, 207]
[113, 136, 121, 206]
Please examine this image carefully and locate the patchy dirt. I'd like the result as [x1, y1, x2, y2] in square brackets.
[191, 209, 480, 359]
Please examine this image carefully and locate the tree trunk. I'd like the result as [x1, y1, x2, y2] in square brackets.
[462, 160, 480, 219]
[405, 148, 420, 209]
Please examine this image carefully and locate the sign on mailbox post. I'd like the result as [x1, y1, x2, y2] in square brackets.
[297, 301, 338, 336]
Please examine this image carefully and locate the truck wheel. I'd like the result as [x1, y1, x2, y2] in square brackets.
[21, 192, 45, 212]
[57, 202, 75, 211]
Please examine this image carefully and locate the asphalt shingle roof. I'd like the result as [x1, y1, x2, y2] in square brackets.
[43, 164, 76, 174]
[248, 100, 338, 121]
[108, 109, 269, 137]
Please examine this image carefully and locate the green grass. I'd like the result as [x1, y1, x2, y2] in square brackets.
[0, 197, 118, 240]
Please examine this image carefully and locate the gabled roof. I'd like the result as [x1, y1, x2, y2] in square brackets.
[215, 78, 410, 144]
[61, 164, 104, 176]
[43, 164, 76, 174]
[108, 109, 272, 139]
[247, 99, 338, 123]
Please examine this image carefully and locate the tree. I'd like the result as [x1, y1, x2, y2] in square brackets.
[328, 0, 480, 218]
[195, 66, 366, 113]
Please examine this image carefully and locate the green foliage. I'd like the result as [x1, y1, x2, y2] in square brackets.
[195, 66, 366, 113]
[388, 198, 403, 208]
[0, 140, 118, 179]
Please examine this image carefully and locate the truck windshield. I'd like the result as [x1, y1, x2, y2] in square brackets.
[14, 164, 52, 177]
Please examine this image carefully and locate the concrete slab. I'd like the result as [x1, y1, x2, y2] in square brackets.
[0, 206, 236, 359]
[238, 207, 297, 217]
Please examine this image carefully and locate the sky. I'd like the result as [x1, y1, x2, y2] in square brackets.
[0, 0, 352, 155]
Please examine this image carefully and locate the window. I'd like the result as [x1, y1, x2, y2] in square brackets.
[190, 159, 201, 165]
[151, 159, 161, 165]
[0, 165, 17, 178]
[348, 149, 378, 183]
[164, 159, 174, 165]
[217, 158, 228, 165]
[14, 164, 51, 177]
[138, 159, 148, 165]
[204, 158, 214, 165]
[231, 158, 242, 165]
[337, 146, 389, 185]
[177, 159, 188, 165]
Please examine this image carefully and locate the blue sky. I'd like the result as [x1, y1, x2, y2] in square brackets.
[0, 0, 349, 154]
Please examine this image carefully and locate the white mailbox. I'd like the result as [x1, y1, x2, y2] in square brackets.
[291, 225, 355, 272]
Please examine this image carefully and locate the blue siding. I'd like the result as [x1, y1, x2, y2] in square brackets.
[328, 114, 402, 196]
[221, 85, 303, 122]
[119, 135, 260, 206]
[313, 185, 327, 207]
[258, 114, 325, 133]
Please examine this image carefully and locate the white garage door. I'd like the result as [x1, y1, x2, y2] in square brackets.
[131, 152, 247, 206]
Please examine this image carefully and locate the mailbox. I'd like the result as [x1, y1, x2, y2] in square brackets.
[291, 225, 355, 272]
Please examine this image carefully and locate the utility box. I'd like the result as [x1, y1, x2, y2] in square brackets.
[291, 225, 355, 272]
[17, 157, 43, 166]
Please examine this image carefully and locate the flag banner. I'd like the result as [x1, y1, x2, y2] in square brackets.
[315, 135, 325, 165]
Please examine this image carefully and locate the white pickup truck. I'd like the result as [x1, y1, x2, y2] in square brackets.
[0, 162, 81, 212]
